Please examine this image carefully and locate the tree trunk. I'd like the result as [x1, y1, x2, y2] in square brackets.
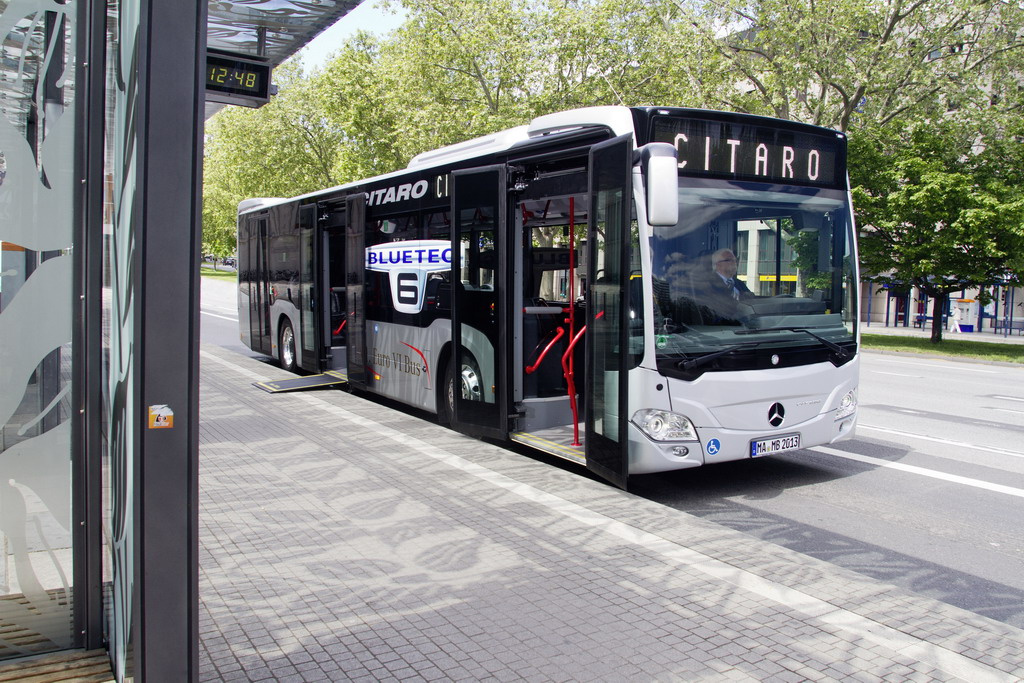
[930, 292, 946, 343]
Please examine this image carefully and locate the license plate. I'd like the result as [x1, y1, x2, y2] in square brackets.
[750, 433, 801, 458]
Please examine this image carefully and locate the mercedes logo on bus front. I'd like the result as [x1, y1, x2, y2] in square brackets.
[768, 402, 786, 427]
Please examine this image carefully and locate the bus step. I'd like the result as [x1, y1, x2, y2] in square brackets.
[253, 370, 348, 393]
[510, 429, 585, 465]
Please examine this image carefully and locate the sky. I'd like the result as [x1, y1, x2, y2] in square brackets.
[296, 1, 407, 70]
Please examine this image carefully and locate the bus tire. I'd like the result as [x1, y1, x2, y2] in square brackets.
[278, 319, 297, 373]
[439, 360, 455, 426]
[439, 353, 481, 426]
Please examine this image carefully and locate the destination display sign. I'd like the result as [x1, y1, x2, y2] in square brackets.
[650, 115, 845, 188]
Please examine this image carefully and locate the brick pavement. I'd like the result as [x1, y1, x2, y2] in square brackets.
[197, 344, 1024, 682]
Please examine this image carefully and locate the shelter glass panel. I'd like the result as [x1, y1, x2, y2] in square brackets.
[101, 0, 142, 679]
[0, 0, 78, 660]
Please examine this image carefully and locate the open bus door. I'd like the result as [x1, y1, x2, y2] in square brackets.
[345, 193, 367, 389]
[585, 134, 632, 489]
[248, 215, 271, 355]
[450, 166, 509, 439]
[297, 204, 321, 372]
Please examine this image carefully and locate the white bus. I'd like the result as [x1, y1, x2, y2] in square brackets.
[237, 106, 859, 488]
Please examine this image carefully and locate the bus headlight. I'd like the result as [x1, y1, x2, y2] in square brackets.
[632, 410, 697, 441]
[835, 389, 857, 420]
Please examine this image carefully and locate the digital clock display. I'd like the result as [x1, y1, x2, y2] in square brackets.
[205, 52, 271, 106]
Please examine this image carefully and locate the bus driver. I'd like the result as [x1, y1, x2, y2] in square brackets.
[697, 248, 754, 322]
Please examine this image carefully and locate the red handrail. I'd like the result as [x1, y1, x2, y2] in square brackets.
[561, 310, 603, 446]
[561, 324, 587, 446]
[333, 319, 347, 336]
[525, 326, 565, 375]
[567, 197, 576, 358]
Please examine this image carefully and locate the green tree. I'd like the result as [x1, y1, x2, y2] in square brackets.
[530, 0, 688, 112]
[317, 34, 409, 181]
[203, 61, 345, 232]
[308, 0, 687, 175]
[368, 0, 537, 156]
[201, 218, 236, 269]
[667, 0, 1024, 132]
[853, 121, 1024, 342]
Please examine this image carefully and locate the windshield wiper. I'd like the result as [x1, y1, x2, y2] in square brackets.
[676, 341, 766, 371]
[733, 326, 850, 359]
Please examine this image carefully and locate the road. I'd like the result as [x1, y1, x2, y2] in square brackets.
[200, 276, 254, 357]
[630, 352, 1024, 629]
[201, 275, 1024, 629]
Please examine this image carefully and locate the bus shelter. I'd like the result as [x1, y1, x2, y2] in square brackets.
[0, 1, 358, 680]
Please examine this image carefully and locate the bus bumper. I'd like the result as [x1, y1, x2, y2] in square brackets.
[627, 410, 857, 474]
[700, 409, 857, 466]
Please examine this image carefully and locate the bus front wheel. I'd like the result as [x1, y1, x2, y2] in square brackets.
[439, 354, 482, 426]
[278, 320, 297, 373]
[440, 364, 455, 426]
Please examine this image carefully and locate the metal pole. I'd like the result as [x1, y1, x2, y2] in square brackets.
[1003, 285, 1010, 338]
[976, 287, 984, 332]
[865, 283, 871, 327]
[994, 285, 1000, 334]
[1010, 287, 1016, 337]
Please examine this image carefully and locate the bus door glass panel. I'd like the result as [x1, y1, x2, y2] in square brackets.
[832, 213, 857, 328]
[318, 202, 349, 366]
[346, 193, 367, 388]
[298, 205, 318, 370]
[586, 135, 632, 489]
[249, 217, 270, 353]
[451, 166, 507, 438]
[246, 217, 259, 347]
[327, 224, 347, 353]
[423, 211, 452, 322]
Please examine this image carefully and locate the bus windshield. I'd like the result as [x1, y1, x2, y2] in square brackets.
[649, 179, 857, 377]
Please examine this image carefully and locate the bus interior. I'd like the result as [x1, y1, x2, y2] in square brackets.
[515, 180, 589, 445]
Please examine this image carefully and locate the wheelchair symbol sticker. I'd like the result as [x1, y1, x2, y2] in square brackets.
[706, 439, 721, 456]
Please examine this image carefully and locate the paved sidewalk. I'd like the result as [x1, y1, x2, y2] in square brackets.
[197, 343, 1024, 682]
[863, 322, 1024, 345]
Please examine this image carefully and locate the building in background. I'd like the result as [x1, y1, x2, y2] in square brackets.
[860, 281, 1022, 334]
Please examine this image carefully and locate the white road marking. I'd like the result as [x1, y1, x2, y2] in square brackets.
[813, 445, 1024, 500]
[858, 424, 1024, 459]
[872, 371, 920, 378]
[871, 357, 999, 373]
[202, 310, 237, 322]
[994, 395, 1024, 403]
[992, 407, 1024, 416]
[202, 348, 1022, 683]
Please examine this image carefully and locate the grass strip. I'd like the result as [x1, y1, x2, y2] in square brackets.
[199, 265, 237, 281]
[861, 333, 1024, 364]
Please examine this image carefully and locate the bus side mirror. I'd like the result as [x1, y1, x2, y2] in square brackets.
[640, 143, 679, 227]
